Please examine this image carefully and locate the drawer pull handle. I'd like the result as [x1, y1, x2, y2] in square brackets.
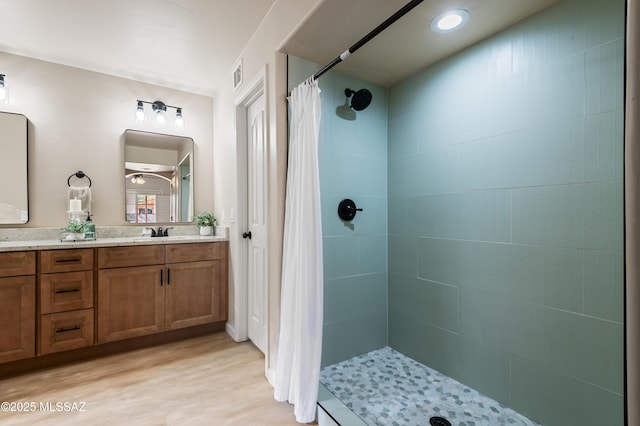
[160, 269, 163, 286]
[55, 288, 80, 294]
[168, 269, 171, 285]
[55, 326, 81, 333]
[54, 257, 82, 263]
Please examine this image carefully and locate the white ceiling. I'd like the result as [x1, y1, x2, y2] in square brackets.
[0, 0, 277, 96]
[0, 0, 559, 96]
[282, 0, 559, 87]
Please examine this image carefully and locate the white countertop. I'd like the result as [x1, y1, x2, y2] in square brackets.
[0, 235, 228, 252]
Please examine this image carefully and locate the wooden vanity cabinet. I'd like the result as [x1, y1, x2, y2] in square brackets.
[0, 240, 227, 369]
[38, 248, 94, 355]
[97, 242, 227, 344]
[0, 251, 36, 364]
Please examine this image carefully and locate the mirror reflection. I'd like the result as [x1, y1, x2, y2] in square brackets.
[124, 129, 193, 223]
[0, 112, 28, 224]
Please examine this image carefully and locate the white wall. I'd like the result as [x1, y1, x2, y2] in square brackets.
[211, 0, 322, 378]
[0, 51, 213, 227]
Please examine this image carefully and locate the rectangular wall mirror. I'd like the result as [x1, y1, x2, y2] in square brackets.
[124, 129, 194, 224]
[0, 112, 28, 224]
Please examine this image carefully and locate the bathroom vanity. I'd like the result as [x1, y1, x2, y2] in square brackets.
[0, 235, 228, 374]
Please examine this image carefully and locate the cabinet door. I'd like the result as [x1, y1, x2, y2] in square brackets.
[165, 260, 220, 330]
[0, 276, 35, 363]
[97, 266, 164, 343]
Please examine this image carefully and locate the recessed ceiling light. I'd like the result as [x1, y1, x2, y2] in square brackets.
[431, 9, 469, 33]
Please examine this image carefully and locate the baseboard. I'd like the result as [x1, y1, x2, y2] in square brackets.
[267, 366, 276, 387]
[225, 322, 248, 342]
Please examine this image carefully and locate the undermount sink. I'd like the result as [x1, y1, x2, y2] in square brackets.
[130, 235, 199, 242]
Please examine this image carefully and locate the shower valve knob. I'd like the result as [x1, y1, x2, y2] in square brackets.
[338, 198, 362, 221]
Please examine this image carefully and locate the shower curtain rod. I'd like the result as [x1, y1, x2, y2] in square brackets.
[309, 0, 425, 81]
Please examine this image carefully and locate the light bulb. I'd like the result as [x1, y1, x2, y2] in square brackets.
[152, 101, 167, 125]
[0, 74, 6, 101]
[438, 14, 463, 30]
[431, 10, 469, 33]
[135, 101, 145, 122]
[131, 176, 136, 183]
[175, 108, 184, 127]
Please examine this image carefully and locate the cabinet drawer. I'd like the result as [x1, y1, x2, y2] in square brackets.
[40, 271, 93, 314]
[98, 245, 165, 269]
[166, 242, 222, 263]
[40, 249, 94, 273]
[0, 251, 35, 277]
[40, 309, 94, 355]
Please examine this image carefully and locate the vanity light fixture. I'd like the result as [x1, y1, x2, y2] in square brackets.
[130, 174, 146, 185]
[0, 74, 7, 101]
[431, 9, 469, 33]
[135, 100, 184, 127]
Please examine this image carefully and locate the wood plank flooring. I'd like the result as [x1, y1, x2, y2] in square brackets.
[0, 332, 305, 425]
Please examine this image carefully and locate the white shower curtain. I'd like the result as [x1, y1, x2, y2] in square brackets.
[274, 78, 324, 423]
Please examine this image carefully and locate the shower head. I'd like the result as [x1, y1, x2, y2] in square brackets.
[345, 88, 372, 111]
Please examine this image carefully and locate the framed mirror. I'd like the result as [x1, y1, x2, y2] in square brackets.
[124, 129, 193, 224]
[0, 112, 28, 224]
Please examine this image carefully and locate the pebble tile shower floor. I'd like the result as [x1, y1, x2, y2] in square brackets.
[320, 347, 539, 426]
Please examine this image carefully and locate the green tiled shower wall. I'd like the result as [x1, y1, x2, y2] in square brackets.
[288, 0, 625, 422]
[288, 56, 389, 366]
[387, 0, 625, 424]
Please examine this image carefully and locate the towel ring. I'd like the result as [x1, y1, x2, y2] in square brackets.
[67, 171, 92, 187]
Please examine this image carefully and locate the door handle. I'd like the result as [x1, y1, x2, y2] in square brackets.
[242, 231, 252, 239]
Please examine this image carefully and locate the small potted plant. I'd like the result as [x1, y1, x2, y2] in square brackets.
[196, 211, 216, 236]
[63, 220, 88, 240]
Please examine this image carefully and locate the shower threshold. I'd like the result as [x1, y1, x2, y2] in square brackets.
[319, 347, 539, 426]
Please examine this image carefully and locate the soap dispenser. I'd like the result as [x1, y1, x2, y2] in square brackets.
[85, 212, 96, 240]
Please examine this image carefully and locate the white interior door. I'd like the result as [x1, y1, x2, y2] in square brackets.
[246, 93, 268, 354]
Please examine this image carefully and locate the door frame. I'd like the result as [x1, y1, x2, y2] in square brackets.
[231, 66, 269, 357]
